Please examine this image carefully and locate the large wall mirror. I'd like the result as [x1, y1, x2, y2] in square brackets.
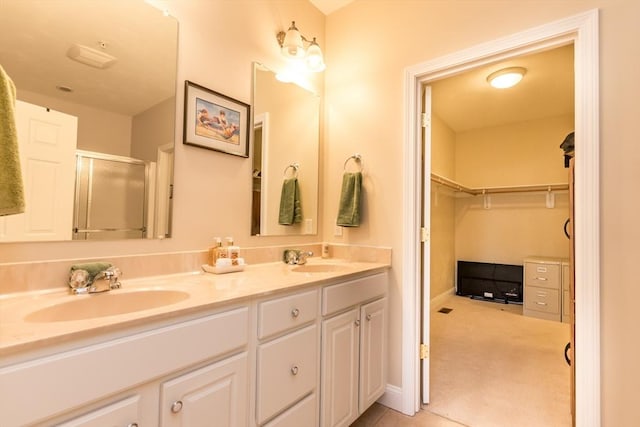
[251, 63, 320, 236]
[0, 0, 178, 242]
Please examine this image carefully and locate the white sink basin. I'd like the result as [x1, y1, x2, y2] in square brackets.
[291, 264, 349, 273]
[25, 290, 190, 323]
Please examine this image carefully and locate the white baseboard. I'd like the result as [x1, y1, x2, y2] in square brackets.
[430, 287, 455, 311]
[377, 384, 404, 412]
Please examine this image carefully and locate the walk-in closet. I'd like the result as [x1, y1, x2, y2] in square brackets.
[425, 44, 574, 426]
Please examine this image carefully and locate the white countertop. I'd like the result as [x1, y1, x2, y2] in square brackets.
[0, 259, 389, 357]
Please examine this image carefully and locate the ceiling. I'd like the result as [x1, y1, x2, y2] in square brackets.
[428, 44, 574, 133]
[0, 0, 177, 116]
[309, 0, 354, 14]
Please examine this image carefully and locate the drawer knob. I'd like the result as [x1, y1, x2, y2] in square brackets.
[366, 314, 372, 321]
[291, 308, 300, 318]
[171, 400, 183, 413]
[354, 319, 360, 327]
[291, 365, 299, 375]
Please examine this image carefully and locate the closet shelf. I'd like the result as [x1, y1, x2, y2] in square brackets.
[431, 172, 568, 196]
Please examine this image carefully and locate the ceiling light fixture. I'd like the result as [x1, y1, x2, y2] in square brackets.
[487, 67, 526, 89]
[277, 21, 326, 72]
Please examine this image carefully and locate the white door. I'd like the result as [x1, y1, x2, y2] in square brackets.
[0, 101, 77, 241]
[421, 85, 432, 404]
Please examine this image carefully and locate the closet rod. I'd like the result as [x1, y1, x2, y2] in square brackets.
[430, 173, 568, 196]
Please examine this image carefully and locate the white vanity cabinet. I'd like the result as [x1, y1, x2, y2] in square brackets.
[160, 352, 249, 426]
[256, 289, 320, 426]
[320, 273, 387, 427]
[0, 306, 250, 427]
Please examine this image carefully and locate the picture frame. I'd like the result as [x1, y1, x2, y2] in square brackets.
[183, 80, 250, 157]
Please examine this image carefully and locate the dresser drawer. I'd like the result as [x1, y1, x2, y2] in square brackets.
[525, 262, 560, 289]
[256, 324, 318, 424]
[524, 286, 560, 314]
[258, 289, 319, 340]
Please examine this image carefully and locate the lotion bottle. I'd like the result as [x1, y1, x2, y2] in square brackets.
[226, 237, 240, 266]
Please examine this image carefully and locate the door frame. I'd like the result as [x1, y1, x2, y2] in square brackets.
[400, 9, 600, 425]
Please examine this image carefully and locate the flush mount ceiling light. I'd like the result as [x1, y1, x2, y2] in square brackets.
[67, 43, 117, 69]
[277, 21, 326, 72]
[487, 67, 527, 89]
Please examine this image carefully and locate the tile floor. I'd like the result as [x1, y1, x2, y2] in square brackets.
[351, 403, 466, 426]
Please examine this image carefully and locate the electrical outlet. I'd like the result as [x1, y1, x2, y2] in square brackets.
[334, 225, 343, 237]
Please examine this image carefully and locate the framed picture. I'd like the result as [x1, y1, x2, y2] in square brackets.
[183, 80, 250, 157]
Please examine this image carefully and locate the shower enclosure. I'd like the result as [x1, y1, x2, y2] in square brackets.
[73, 150, 150, 240]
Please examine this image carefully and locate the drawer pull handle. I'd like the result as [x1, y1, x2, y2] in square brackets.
[366, 314, 372, 321]
[536, 302, 548, 306]
[128, 424, 139, 427]
[171, 400, 183, 413]
[291, 308, 300, 318]
[354, 319, 360, 327]
[291, 365, 299, 375]
[535, 277, 548, 281]
[536, 292, 547, 297]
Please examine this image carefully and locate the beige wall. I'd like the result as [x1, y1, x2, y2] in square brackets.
[326, 0, 640, 424]
[455, 114, 572, 265]
[131, 96, 176, 162]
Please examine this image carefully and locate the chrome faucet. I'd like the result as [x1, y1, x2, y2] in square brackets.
[283, 249, 314, 265]
[69, 267, 122, 294]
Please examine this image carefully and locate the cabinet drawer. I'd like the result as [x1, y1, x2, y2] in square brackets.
[525, 262, 560, 289]
[322, 273, 386, 316]
[264, 393, 317, 427]
[524, 286, 560, 314]
[257, 324, 318, 424]
[258, 289, 319, 340]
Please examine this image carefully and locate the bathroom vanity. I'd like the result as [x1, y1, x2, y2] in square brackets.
[0, 260, 388, 427]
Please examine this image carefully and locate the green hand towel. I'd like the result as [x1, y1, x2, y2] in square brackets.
[70, 262, 113, 283]
[337, 172, 362, 227]
[0, 65, 25, 216]
[278, 178, 302, 225]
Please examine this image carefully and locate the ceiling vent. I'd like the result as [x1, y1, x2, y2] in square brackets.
[67, 43, 117, 69]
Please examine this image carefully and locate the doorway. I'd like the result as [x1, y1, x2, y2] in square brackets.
[423, 44, 574, 425]
[400, 9, 600, 425]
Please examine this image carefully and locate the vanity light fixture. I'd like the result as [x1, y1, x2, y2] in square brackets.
[487, 67, 527, 89]
[277, 21, 326, 72]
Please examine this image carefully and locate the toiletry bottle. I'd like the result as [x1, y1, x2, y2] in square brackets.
[215, 237, 228, 264]
[226, 237, 240, 266]
[209, 237, 222, 266]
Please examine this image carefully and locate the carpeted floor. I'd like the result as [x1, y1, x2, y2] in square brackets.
[426, 294, 571, 427]
[351, 294, 572, 426]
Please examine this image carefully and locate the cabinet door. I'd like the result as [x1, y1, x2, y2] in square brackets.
[320, 308, 359, 427]
[160, 352, 248, 427]
[54, 395, 141, 427]
[359, 298, 387, 413]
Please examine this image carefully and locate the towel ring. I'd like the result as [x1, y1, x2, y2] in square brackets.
[343, 154, 363, 172]
[283, 163, 299, 178]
